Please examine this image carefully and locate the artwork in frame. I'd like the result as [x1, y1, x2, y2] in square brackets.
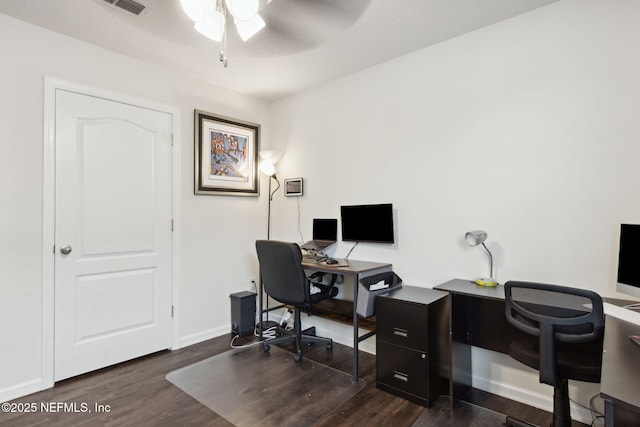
[194, 110, 260, 196]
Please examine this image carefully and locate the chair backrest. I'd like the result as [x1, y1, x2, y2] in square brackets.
[255, 240, 308, 305]
[504, 281, 604, 385]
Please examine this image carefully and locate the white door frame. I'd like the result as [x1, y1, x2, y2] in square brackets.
[42, 77, 181, 389]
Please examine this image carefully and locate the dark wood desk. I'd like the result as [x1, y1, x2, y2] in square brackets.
[435, 279, 640, 426]
[434, 279, 519, 403]
[301, 258, 392, 381]
[600, 316, 640, 427]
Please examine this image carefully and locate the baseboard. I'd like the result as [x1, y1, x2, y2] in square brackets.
[0, 377, 47, 404]
[177, 324, 231, 349]
[472, 373, 595, 425]
[299, 315, 376, 354]
[2, 326, 233, 403]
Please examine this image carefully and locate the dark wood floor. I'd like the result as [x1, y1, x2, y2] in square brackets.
[0, 334, 592, 426]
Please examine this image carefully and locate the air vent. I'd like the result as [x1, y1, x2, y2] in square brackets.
[103, 0, 146, 16]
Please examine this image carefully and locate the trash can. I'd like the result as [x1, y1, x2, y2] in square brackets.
[356, 271, 402, 317]
[230, 291, 256, 336]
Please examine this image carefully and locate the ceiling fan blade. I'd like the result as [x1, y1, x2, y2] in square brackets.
[228, 0, 372, 57]
[285, 0, 372, 27]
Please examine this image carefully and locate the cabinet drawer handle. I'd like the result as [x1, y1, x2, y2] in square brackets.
[393, 327, 408, 338]
[393, 371, 409, 382]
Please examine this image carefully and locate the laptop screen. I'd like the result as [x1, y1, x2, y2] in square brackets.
[313, 218, 337, 241]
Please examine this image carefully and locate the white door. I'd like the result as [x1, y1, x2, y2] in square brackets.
[54, 89, 173, 381]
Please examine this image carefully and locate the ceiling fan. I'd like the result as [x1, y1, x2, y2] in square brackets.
[179, 0, 371, 67]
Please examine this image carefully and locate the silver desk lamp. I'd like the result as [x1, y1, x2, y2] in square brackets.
[465, 230, 497, 287]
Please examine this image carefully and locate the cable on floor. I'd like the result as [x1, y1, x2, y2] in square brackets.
[568, 393, 604, 427]
[229, 325, 279, 349]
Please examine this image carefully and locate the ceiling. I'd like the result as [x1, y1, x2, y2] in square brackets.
[0, 0, 559, 101]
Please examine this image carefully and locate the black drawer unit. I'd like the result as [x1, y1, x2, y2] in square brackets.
[376, 286, 449, 407]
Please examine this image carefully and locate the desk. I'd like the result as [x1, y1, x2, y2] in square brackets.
[301, 258, 392, 381]
[435, 279, 640, 426]
[600, 316, 640, 426]
[434, 279, 519, 404]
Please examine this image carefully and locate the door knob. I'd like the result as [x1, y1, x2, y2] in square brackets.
[60, 245, 72, 255]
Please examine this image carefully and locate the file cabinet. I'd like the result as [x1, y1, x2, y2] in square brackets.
[376, 286, 449, 407]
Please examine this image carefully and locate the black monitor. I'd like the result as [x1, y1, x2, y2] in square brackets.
[616, 224, 640, 301]
[340, 203, 394, 243]
[313, 218, 337, 241]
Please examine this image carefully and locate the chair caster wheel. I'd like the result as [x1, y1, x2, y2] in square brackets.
[263, 344, 270, 353]
[294, 353, 302, 363]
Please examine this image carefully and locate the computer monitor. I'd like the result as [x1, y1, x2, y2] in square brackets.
[301, 219, 337, 251]
[340, 203, 394, 243]
[616, 224, 640, 304]
[313, 218, 337, 241]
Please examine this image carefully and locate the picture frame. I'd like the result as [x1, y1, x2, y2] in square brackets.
[194, 110, 260, 196]
[284, 177, 303, 196]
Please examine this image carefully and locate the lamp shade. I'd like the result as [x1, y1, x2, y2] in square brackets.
[258, 150, 282, 177]
[259, 160, 276, 176]
[465, 230, 487, 247]
[259, 150, 282, 163]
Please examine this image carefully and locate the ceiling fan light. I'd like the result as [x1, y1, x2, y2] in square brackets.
[235, 13, 265, 41]
[180, 0, 207, 22]
[227, 0, 259, 21]
[194, 13, 226, 42]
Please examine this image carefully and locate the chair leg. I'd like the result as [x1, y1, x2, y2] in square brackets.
[505, 378, 572, 427]
[264, 308, 333, 360]
[301, 334, 333, 349]
[293, 308, 303, 362]
[301, 326, 317, 336]
[261, 333, 295, 353]
[298, 311, 333, 350]
[552, 379, 571, 427]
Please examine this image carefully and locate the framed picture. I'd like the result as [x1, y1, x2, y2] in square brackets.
[284, 178, 303, 196]
[194, 110, 260, 196]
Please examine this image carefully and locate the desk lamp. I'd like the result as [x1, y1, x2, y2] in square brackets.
[465, 230, 497, 287]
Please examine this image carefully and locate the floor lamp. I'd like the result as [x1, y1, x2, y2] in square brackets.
[257, 150, 281, 340]
[258, 150, 281, 239]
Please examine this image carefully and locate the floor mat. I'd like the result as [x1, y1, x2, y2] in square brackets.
[166, 345, 366, 426]
[412, 397, 507, 426]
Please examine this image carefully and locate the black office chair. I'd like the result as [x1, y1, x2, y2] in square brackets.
[504, 281, 604, 427]
[255, 240, 338, 362]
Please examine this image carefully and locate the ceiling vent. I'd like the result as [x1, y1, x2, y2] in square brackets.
[103, 0, 147, 16]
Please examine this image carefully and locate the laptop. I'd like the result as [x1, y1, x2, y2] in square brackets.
[301, 218, 337, 250]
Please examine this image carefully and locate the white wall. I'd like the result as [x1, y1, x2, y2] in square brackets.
[2, 0, 639, 420]
[0, 14, 269, 401]
[269, 0, 640, 422]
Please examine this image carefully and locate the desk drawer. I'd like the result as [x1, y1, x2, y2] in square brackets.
[377, 297, 427, 351]
[377, 341, 427, 400]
